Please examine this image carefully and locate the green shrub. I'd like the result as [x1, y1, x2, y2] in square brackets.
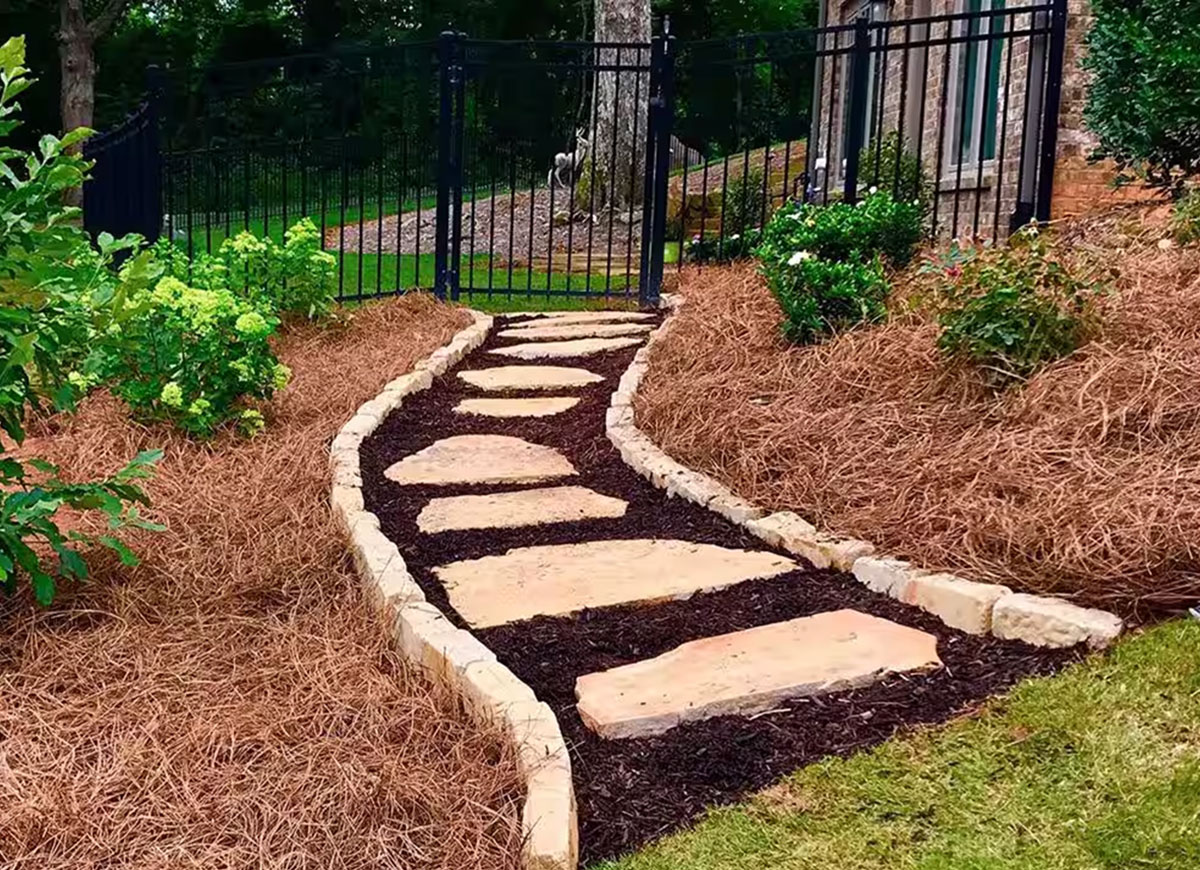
[155, 218, 337, 319]
[719, 167, 768, 237]
[933, 224, 1096, 387]
[1084, 0, 1200, 195]
[1171, 187, 1200, 245]
[756, 191, 924, 269]
[1, 35, 162, 605]
[859, 131, 932, 214]
[754, 191, 922, 343]
[94, 275, 290, 437]
[685, 227, 762, 264]
[768, 253, 890, 344]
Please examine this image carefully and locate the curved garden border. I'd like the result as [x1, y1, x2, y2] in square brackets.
[609, 294, 1126, 651]
[328, 309, 577, 870]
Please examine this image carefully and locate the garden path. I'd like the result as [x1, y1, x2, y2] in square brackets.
[358, 309, 1072, 862]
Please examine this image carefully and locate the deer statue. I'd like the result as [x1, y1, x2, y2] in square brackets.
[548, 127, 591, 190]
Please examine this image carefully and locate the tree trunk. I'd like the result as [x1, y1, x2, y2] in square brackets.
[593, 0, 651, 211]
[58, 0, 129, 206]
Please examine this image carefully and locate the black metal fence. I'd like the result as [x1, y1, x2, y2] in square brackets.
[82, 0, 1067, 306]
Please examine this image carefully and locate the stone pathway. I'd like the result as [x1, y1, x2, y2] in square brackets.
[373, 310, 947, 736]
[359, 309, 1077, 862]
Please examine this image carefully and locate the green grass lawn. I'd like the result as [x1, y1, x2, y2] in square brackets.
[599, 619, 1200, 870]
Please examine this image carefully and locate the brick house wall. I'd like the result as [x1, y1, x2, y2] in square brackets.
[811, 0, 1156, 238]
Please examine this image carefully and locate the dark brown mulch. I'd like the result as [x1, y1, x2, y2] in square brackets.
[359, 319, 1082, 865]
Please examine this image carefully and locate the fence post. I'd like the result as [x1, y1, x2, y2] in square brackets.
[842, 15, 871, 204]
[1034, 0, 1068, 223]
[434, 31, 458, 301]
[144, 65, 166, 244]
[642, 35, 675, 308]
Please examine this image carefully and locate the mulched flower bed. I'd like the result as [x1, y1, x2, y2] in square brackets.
[359, 319, 1081, 865]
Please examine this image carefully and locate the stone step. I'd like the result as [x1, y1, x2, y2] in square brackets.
[575, 609, 942, 739]
[458, 366, 604, 392]
[490, 337, 643, 361]
[417, 485, 628, 533]
[453, 397, 580, 418]
[433, 539, 795, 628]
[385, 435, 575, 487]
[498, 322, 654, 341]
[528, 311, 653, 324]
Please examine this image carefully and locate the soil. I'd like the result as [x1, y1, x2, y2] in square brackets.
[359, 318, 1081, 865]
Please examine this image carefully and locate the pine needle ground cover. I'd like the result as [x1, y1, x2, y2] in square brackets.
[639, 206, 1200, 615]
[0, 295, 525, 869]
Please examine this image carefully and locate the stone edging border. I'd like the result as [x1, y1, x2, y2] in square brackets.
[607, 294, 1125, 652]
[329, 310, 577, 870]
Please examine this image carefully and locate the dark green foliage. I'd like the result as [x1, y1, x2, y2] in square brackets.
[933, 225, 1097, 387]
[1, 37, 162, 604]
[858, 131, 932, 214]
[686, 228, 762, 263]
[754, 191, 923, 343]
[720, 167, 769, 237]
[769, 254, 890, 344]
[1084, 0, 1200, 195]
[756, 192, 924, 268]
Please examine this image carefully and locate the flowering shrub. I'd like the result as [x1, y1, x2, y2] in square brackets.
[1, 35, 162, 604]
[754, 191, 923, 343]
[95, 276, 290, 436]
[770, 254, 890, 343]
[756, 191, 924, 268]
[155, 218, 337, 319]
[931, 224, 1098, 387]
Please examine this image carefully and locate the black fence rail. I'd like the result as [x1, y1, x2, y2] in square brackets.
[82, 0, 1067, 306]
[82, 98, 160, 244]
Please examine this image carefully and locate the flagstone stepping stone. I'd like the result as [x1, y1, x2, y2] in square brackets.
[575, 609, 942, 739]
[498, 322, 654, 341]
[458, 366, 604, 392]
[384, 435, 575, 487]
[434, 539, 796, 628]
[417, 485, 628, 533]
[453, 397, 580, 418]
[490, 337, 643, 360]
[532, 311, 654, 324]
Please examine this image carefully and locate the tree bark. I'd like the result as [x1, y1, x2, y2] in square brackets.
[58, 0, 129, 205]
[59, 1, 95, 136]
[593, 0, 651, 211]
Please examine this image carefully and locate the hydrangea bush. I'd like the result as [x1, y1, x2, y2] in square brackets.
[95, 276, 290, 437]
[754, 191, 924, 343]
[155, 218, 337, 319]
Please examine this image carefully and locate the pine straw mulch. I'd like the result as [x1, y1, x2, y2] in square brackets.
[636, 204, 1200, 618]
[0, 295, 525, 869]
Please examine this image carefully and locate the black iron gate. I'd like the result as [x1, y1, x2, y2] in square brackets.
[82, 0, 1067, 306]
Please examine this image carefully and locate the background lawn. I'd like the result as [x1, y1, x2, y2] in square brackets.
[599, 619, 1200, 870]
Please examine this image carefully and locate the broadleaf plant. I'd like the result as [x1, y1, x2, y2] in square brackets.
[0, 35, 162, 605]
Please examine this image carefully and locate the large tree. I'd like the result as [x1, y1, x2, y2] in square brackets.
[594, 0, 651, 211]
[57, 0, 130, 134]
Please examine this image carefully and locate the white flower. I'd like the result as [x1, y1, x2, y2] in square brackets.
[787, 250, 814, 266]
[729, 233, 740, 241]
[869, 185, 878, 195]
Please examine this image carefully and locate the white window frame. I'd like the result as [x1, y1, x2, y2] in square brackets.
[944, 0, 1006, 177]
